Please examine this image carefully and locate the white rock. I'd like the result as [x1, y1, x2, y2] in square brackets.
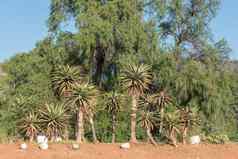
[55, 137, 62, 142]
[20, 143, 27, 150]
[190, 135, 201, 144]
[120, 143, 130, 149]
[72, 143, 80, 150]
[39, 143, 48, 150]
[37, 135, 48, 144]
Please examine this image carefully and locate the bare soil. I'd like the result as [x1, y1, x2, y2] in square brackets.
[0, 143, 238, 159]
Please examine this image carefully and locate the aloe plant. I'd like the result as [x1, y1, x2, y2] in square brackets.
[121, 63, 152, 143]
[18, 112, 40, 142]
[39, 103, 69, 141]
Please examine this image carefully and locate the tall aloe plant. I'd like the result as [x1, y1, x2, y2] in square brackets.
[67, 83, 98, 143]
[121, 63, 152, 143]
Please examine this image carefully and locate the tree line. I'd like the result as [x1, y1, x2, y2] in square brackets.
[0, 0, 238, 146]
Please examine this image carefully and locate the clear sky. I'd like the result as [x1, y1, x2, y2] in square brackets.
[0, 0, 237, 62]
[0, 0, 49, 62]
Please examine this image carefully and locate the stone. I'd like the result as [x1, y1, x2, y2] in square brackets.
[190, 135, 201, 144]
[72, 143, 79, 150]
[55, 137, 62, 142]
[37, 135, 48, 144]
[72, 143, 80, 150]
[20, 143, 27, 150]
[39, 143, 48, 150]
[120, 143, 130, 149]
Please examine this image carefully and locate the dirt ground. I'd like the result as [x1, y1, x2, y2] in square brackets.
[0, 143, 238, 159]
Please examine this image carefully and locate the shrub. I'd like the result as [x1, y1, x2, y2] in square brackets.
[205, 134, 229, 144]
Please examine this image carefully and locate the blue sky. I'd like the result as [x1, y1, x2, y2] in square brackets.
[0, 0, 237, 62]
[0, 0, 49, 62]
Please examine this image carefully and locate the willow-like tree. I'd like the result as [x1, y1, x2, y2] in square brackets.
[121, 63, 152, 143]
[48, 0, 155, 86]
[155, 0, 221, 60]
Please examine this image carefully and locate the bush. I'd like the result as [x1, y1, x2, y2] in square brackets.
[205, 134, 229, 144]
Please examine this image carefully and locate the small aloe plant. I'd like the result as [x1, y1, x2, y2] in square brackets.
[18, 112, 40, 142]
[39, 103, 69, 141]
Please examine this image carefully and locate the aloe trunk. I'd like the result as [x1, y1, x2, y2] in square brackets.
[29, 135, 34, 142]
[170, 128, 178, 147]
[112, 114, 116, 143]
[89, 116, 98, 143]
[76, 108, 84, 143]
[130, 96, 138, 143]
[146, 127, 157, 146]
[182, 126, 188, 144]
[159, 107, 164, 133]
[63, 127, 69, 141]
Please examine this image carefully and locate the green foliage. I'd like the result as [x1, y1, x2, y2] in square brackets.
[205, 134, 230, 144]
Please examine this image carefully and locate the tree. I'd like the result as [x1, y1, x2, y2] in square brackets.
[40, 103, 69, 141]
[121, 63, 152, 143]
[104, 91, 123, 143]
[155, 0, 221, 60]
[48, 0, 153, 86]
[67, 83, 98, 143]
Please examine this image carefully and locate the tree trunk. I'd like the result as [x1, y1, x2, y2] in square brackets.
[112, 114, 116, 143]
[130, 96, 138, 143]
[63, 127, 69, 141]
[182, 126, 188, 144]
[51, 133, 58, 142]
[76, 108, 84, 143]
[175, 39, 182, 62]
[29, 135, 34, 142]
[170, 128, 178, 147]
[159, 107, 164, 134]
[89, 115, 98, 143]
[50, 135, 54, 142]
[146, 127, 157, 146]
